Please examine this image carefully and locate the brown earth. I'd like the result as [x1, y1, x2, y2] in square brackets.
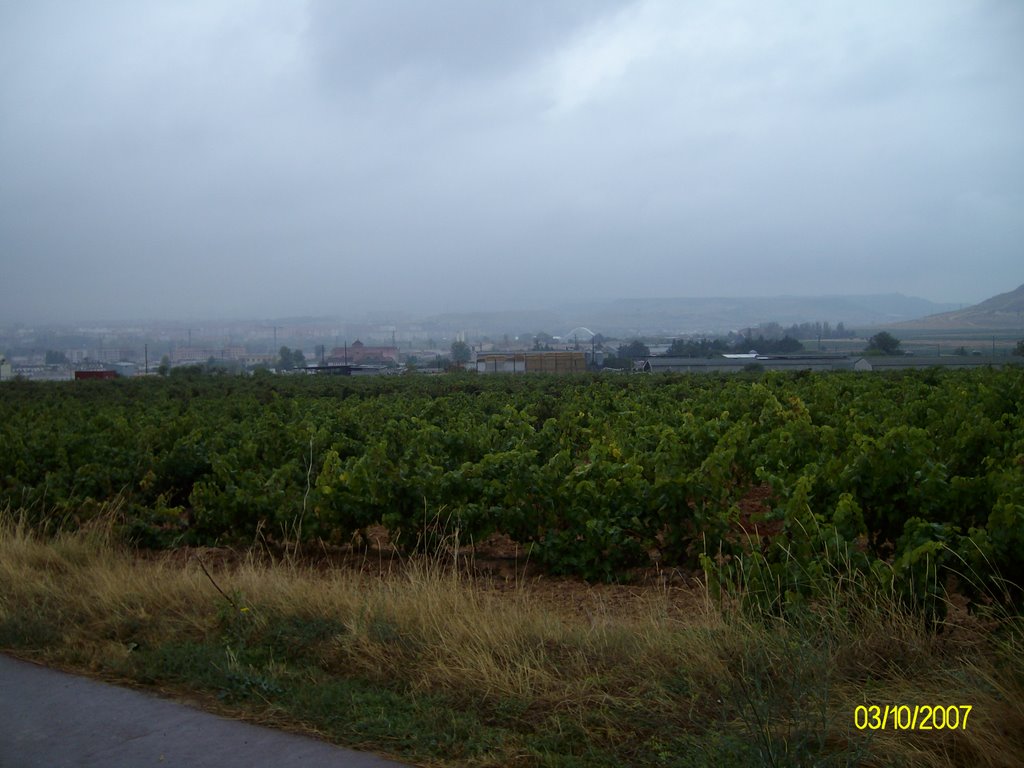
[152, 486, 780, 620]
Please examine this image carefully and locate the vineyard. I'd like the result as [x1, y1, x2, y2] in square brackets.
[2, 368, 1023, 615]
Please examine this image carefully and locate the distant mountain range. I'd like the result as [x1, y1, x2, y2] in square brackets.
[423, 294, 961, 338]
[891, 284, 1024, 331]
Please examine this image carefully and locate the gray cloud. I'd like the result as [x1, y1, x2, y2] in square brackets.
[305, 0, 618, 87]
[1, 0, 1022, 323]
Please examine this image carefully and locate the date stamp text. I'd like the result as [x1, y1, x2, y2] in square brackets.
[854, 705, 972, 730]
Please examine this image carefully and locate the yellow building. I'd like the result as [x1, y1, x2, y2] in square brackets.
[475, 351, 586, 374]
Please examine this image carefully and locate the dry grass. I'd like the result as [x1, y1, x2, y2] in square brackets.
[2, 514, 1023, 767]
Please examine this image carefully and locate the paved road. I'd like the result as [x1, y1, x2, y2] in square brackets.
[0, 654, 412, 767]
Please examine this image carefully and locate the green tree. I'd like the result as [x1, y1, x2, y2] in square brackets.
[277, 346, 306, 370]
[617, 340, 650, 360]
[865, 332, 901, 355]
[531, 332, 555, 351]
[667, 337, 728, 358]
[746, 335, 804, 354]
[450, 341, 471, 364]
[277, 346, 292, 369]
[158, 355, 171, 376]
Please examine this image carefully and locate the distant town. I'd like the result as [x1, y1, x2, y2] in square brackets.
[2, 304, 1022, 382]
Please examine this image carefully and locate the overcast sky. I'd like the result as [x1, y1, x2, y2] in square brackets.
[2, 0, 1022, 323]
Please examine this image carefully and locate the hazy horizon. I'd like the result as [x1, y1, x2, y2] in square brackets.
[0, 290, 977, 335]
[3, 1, 1022, 324]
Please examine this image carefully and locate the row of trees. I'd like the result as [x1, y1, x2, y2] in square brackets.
[780, 321, 856, 340]
[607, 335, 805, 366]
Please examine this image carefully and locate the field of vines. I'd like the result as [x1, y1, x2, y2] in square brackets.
[2, 368, 1022, 616]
